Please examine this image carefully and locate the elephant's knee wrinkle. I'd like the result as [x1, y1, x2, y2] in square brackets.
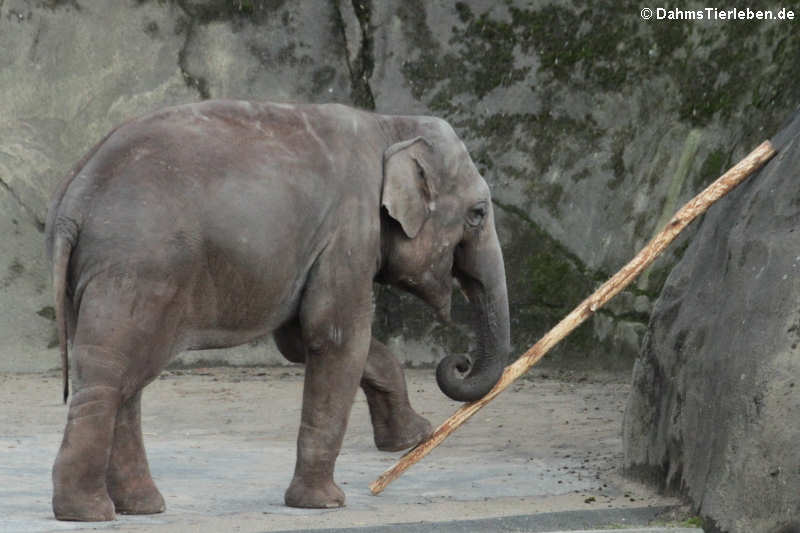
[306, 323, 344, 353]
[72, 345, 130, 387]
[327, 324, 344, 347]
[69, 385, 122, 405]
[304, 330, 345, 359]
[67, 398, 119, 421]
[361, 377, 393, 395]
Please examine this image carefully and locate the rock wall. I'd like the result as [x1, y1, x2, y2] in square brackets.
[1, 0, 798, 371]
[623, 112, 800, 533]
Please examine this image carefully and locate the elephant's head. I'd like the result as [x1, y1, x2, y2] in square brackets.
[378, 117, 511, 402]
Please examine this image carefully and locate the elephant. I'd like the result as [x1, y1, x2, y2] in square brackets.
[45, 100, 511, 521]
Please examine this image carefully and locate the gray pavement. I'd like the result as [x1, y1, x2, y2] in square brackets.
[268, 507, 700, 532]
[0, 368, 702, 533]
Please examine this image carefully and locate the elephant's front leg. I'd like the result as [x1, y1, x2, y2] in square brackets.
[284, 279, 373, 508]
[362, 339, 432, 452]
[274, 325, 432, 453]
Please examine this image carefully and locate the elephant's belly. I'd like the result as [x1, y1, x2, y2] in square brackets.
[179, 327, 273, 351]
[179, 259, 307, 352]
[178, 299, 294, 351]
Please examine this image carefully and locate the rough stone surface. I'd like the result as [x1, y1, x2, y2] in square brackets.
[179, 1, 351, 103]
[0, 0, 196, 370]
[1, 1, 799, 372]
[623, 112, 800, 533]
[364, 1, 800, 371]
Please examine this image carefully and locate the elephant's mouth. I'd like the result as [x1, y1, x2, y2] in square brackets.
[451, 273, 472, 304]
[395, 270, 454, 323]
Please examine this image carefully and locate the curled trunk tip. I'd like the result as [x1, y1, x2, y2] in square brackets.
[436, 353, 504, 402]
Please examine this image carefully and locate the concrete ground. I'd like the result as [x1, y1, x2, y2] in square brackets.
[0, 367, 702, 533]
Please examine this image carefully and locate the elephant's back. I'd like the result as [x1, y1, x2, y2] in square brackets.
[64, 101, 331, 239]
[62, 101, 342, 317]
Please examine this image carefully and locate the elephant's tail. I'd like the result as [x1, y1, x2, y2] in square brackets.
[52, 231, 74, 404]
[45, 125, 124, 404]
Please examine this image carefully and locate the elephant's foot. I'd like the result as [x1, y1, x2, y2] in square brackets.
[53, 487, 116, 522]
[374, 409, 433, 452]
[108, 478, 165, 515]
[284, 476, 345, 508]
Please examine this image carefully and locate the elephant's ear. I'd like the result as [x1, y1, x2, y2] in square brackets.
[382, 137, 435, 239]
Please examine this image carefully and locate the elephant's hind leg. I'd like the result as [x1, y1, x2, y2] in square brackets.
[53, 283, 180, 522]
[362, 339, 432, 452]
[52, 345, 122, 522]
[106, 390, 165, 515]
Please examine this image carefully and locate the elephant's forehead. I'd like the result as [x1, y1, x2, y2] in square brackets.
[448, 154, 489, 194]
[467, 175, 491, 200]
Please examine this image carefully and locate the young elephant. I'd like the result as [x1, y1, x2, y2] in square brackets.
[46, 100, 511, 521]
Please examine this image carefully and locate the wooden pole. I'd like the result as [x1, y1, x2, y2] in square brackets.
[370, 140, 776, 496]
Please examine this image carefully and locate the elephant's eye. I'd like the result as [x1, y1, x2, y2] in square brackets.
[466, 201, 488, 227]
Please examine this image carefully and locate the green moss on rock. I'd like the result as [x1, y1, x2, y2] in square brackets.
[694, 148, 728, 190]
[494, 200, 644, 368]
[385, 1, 800, 370]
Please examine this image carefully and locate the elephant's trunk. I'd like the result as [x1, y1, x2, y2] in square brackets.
[436, 221, 511, 402]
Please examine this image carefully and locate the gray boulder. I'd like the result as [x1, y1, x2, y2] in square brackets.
[1, 1, 800, 373]
[623, 112, 800, 533]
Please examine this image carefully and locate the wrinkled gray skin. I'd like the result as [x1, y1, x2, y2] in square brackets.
[45, 100, 511, 521]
